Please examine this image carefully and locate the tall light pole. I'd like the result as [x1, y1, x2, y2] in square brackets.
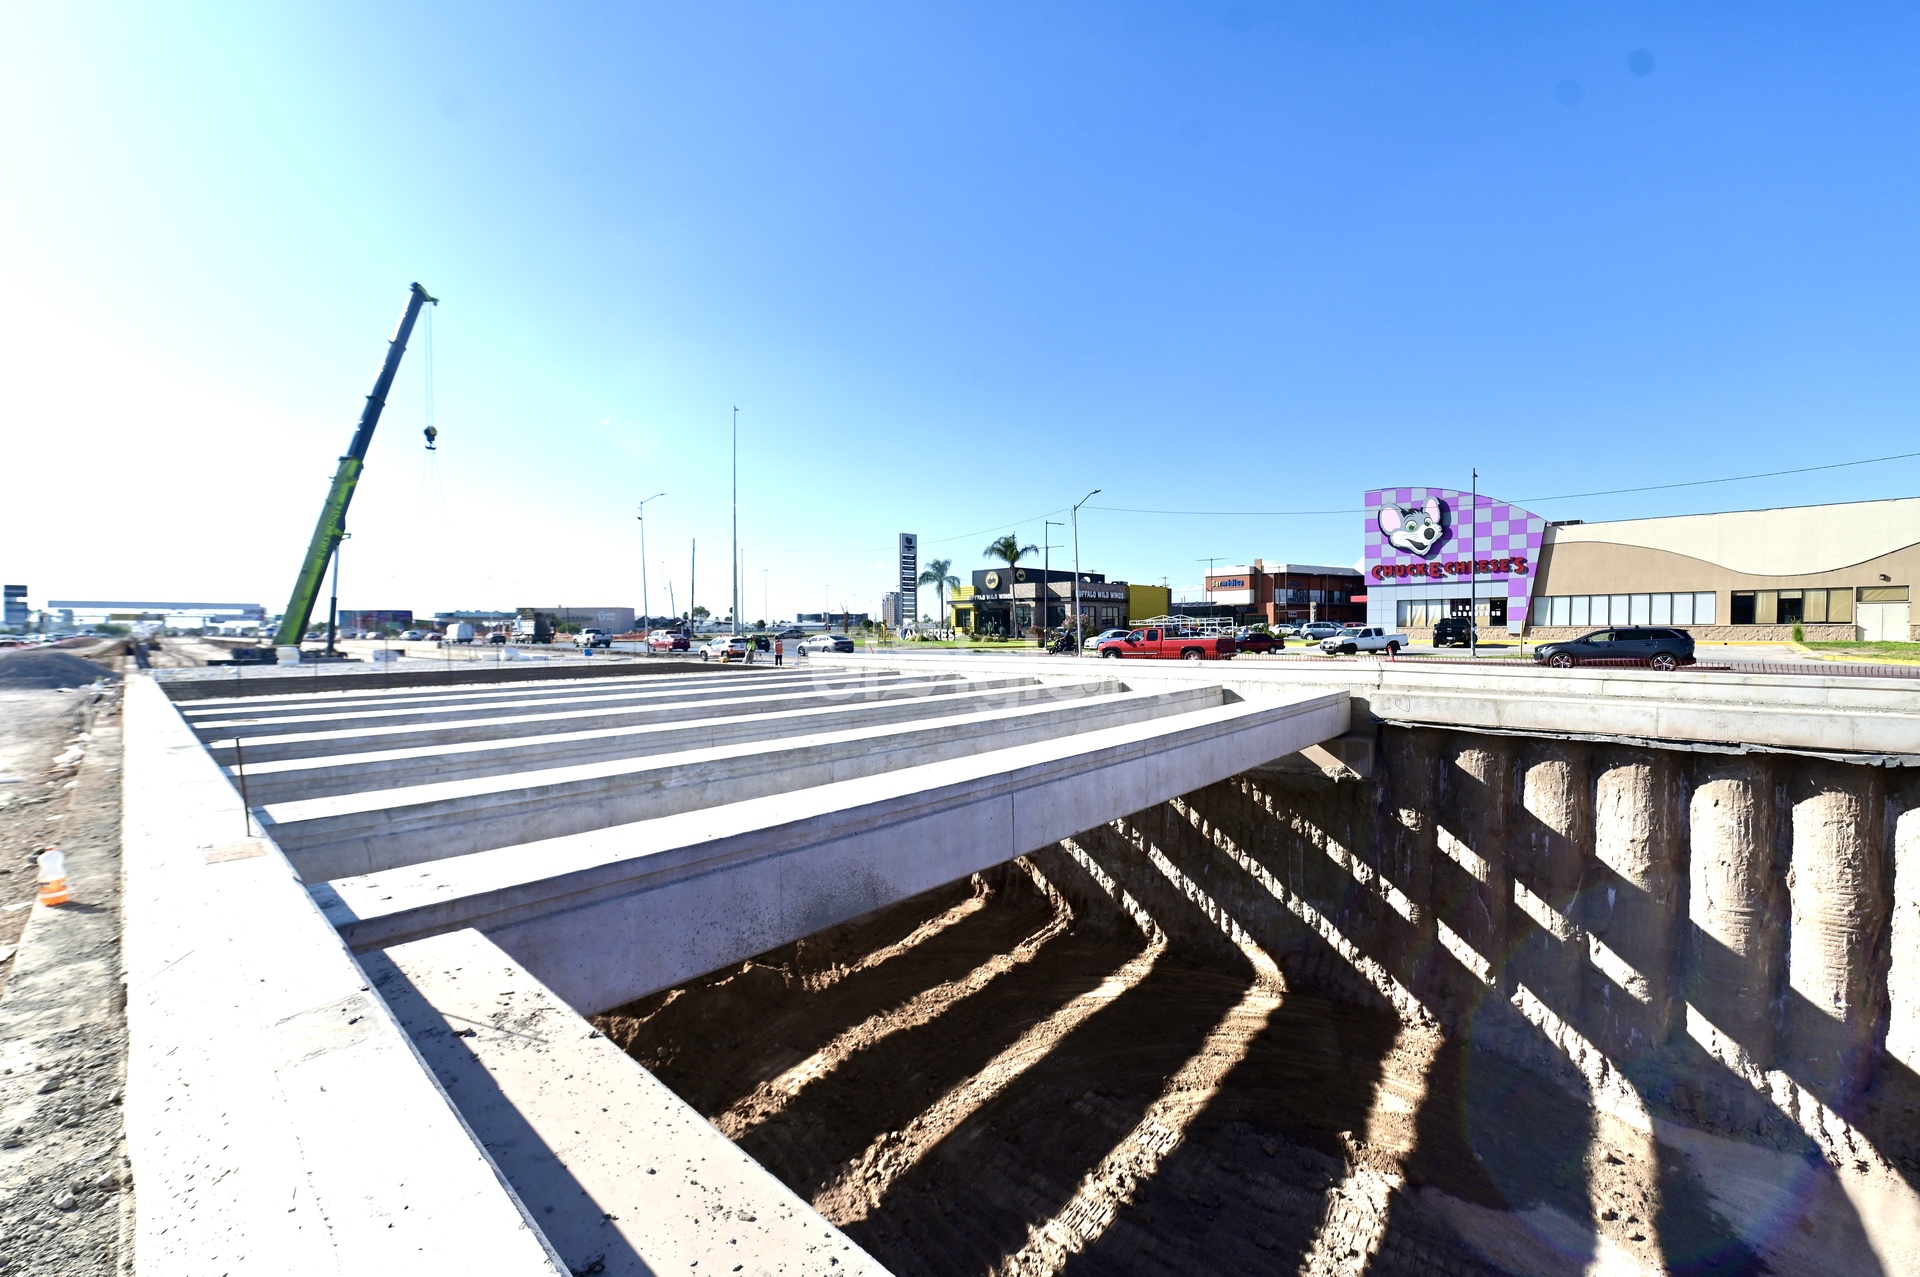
[731, 406, 740, 636]
[1071, 488, 1100, 658]
[1043, 520, 1063, 633]
[636, 492, 665, 635]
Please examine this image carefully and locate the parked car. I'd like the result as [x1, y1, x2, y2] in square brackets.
[1083, 628, 1132, 651]
[1096, 626, 1237, 661]
[647, 630, 690, 652]
[1299, 621, 1345, 642]
[1234, 629, 1285, 654]
[1533, 628, 1695, 671]
[1319, 626, 1407, 656]
[799, 633, 856, 655]
[701, 636, 752, 661]
[1430, 617, 1477, 648]
[776, 626, 807, 639]
[399, 629, 426, 641]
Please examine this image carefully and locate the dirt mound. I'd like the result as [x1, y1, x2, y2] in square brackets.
[0, 649, 119, 690]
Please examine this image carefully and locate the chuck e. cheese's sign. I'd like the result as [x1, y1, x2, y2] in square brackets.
[1362, 487, 1549, 625]
[1370, 554, 1528, 582]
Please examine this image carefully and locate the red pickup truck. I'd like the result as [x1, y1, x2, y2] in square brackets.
[1095, 627, 1236, 661]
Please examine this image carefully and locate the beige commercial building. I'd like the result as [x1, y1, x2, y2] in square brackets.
[1525, 495, 1918, 642]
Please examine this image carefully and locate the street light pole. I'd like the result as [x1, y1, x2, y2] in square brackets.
[1071, 488, 1101, 658]
[1044, 519, 1062, 634]
[731, 407, 740, 636]
[637, 492, 665, 635]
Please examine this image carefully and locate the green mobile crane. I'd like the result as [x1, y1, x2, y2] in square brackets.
[270, 283, 437, 652]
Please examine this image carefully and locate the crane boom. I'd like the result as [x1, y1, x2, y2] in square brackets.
[272, 283, 437, 649]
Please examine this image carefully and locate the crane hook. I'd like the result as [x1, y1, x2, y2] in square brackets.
[423, 425, 438, 451]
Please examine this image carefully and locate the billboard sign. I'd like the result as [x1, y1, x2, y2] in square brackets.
[898, 533, 918, 625]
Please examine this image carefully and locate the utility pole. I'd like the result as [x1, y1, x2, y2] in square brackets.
[637, 492, 665, 634]
[690, 539, 697, 633]
[1072, 488, 1100, 658]
[1469, 468, 1478, 660]
[731, 407, 740, 636]
[1200, 557, 1222, 607]
[1043, 520, 1063, 633]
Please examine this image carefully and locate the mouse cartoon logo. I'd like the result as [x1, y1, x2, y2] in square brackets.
[1378, 497, 1445, 557]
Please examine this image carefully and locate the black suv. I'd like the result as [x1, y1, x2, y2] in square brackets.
[1533, 628, 1695, 671]
[1431, 616, 1477, 648]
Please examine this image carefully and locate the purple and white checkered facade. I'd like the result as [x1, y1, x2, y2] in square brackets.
[1363, 487, 1547, 633]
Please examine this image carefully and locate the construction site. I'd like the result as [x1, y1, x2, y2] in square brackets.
[0, 629, 1914, 1277]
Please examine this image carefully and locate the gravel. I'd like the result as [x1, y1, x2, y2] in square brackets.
[0, 651, 119, 692]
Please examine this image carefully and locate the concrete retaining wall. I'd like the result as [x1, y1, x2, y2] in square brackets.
[1043, 727, 1920, 1173]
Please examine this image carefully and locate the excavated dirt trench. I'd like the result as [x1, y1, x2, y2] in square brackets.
[595, 725, 1920, 1277]
[598, 862, 1676, 1276]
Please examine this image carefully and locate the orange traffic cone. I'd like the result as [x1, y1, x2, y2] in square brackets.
[37, 850, 69, 906]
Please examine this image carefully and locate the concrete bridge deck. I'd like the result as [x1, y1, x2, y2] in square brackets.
[123, 661, 1349, 1274]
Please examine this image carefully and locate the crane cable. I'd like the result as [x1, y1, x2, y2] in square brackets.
[419, 301, 447, 519]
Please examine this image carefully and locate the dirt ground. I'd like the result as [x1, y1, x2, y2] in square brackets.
[0, 648, 131, 1275]
[599, 864, 1677, 1277]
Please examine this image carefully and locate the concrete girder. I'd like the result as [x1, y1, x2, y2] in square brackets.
[265, 685, 1227, 881]
[231, 677, 1123, 804]
[315, 693, 1351, 1014]
[203, 673, 1048, 764]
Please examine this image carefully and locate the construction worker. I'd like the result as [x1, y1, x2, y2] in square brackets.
[774, 637, 784, 666]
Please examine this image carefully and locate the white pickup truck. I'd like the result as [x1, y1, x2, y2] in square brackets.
[1319, 625, 1408, 656]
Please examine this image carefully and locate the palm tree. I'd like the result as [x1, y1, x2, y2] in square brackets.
[918, 558, 960, 632]
[983, 534, 1037, 637]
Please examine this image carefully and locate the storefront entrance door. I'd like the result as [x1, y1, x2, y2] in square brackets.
[1857, 602, 1910, 641]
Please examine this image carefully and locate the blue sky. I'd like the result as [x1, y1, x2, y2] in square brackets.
[5, 3, 1919, 621]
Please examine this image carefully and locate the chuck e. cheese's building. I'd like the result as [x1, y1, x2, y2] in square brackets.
[1363, 488, 1918, 643]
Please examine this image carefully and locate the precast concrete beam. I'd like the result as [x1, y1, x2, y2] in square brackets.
[265, 686, 1226, 882]
[205, 674, 1051, 765]
[234, 677, 1123, 805]
[176, 669, 746, 719]
[187, 669, 922, 735]
[368, 929, 884, 1277]
[315, 692, 1350, 1013]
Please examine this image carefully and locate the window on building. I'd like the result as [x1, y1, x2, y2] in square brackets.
[1729, 588, 1861, 624]
[1858, 585, 1909, 603]
[1535, 592, 1715, 627]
